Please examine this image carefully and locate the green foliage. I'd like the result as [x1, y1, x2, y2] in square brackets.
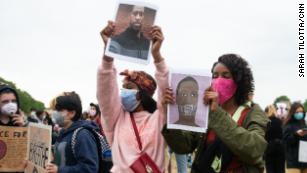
[0, 76, 45, 113]
[274, 95, 291, 106]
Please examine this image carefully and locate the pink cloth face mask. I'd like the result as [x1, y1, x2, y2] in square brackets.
[212, 77, 237, 105]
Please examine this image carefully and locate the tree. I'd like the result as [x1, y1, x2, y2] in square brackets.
[0, 76, 45, 113]
[274, 95, 291, 106]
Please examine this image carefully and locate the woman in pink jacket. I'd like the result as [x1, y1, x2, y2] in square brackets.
[97, 21, 168, 173]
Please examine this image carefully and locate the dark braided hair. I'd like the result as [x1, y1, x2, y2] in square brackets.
[212, 54, 254, 105]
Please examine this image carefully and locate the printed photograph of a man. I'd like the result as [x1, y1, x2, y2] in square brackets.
[168, 70, 211, 133]
[105, 1, 157, 64]
[175, 76, 199, 127]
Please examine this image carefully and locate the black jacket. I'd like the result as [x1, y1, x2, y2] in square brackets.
[283, 120, 307, 168]
[264, 116, 285, 173]
[109, 27, 150, 59]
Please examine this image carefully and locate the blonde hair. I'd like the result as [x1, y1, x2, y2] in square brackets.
[49, 92, 72, 109]
[265, 105, 277, 117]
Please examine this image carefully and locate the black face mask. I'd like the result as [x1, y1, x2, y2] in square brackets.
[138, 90, 157, 114]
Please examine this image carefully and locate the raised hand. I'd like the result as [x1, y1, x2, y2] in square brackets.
[296, 129, 307, 137]
[119, 69, 136, 79]
[162, 87, 175, 106]
[12, 110, 25, 126]
[203, 86, 219, 112]
[100, 21, 115, 46]
[100, 21, 115, 62]
[46, 163, 58, 173]
[149, 26, 164, 63]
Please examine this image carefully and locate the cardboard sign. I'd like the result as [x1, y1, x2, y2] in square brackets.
[25, 123, 52, 173]
[0, 126, 28, 172]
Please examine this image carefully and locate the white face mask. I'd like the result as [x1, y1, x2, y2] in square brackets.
[178, 104, 197, 116]
[89, 109, 96, 117]
[52, 111, 67, 127]
[1, 102, 18, 116]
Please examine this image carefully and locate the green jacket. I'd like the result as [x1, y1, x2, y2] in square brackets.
[162, 103, 269, 173]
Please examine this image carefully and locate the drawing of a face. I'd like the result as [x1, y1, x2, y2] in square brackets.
[176, 76, 199, 118]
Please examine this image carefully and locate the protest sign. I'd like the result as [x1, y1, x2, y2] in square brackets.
[167, 68, 211, 133]
[0, 126, 28, 172]
[25, 123, 52, 173]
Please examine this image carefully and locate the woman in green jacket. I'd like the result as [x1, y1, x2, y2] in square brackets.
[162, 54, 268, 173]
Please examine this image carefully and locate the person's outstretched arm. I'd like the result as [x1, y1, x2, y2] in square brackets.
[97, 21, 123, 144]
[150, 26, 169, 118]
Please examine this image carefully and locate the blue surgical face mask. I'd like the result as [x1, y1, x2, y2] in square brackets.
[294, 112, 304, 120]
[120, 88, 140, 112]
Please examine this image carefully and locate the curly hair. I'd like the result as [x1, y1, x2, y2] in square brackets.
[211, 54, 254, 105]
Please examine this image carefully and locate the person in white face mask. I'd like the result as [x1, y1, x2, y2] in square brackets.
[89, 103, 100, 121]
[88, 103, 105, 135]
[0, 84, 26, 126]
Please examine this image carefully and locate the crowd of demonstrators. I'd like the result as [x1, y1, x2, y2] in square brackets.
[2, 71, 307, 173]
[2, 19, 307, 173]
[262, 101, 307, 173]
[283, 102, 307, 173]
[162, 54, 269, 173]
[97, 21, 168, 173]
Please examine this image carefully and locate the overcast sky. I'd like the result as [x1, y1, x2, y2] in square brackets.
[0, 0, 306, 110]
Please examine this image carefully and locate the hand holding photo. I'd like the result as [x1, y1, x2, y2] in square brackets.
[167, 68, 212, 133]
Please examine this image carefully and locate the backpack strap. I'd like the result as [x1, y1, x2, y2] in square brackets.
[71, 126, 112, 173]
[71, 127, 111, 159]
[71, 127, 84, 158]
[89, 128, 111, 155]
